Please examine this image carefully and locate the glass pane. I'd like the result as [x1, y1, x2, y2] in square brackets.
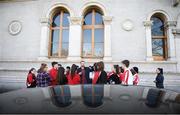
[95, 12, 103, 25]
[51, 29, 60, 43]
[83, 43, 92, 57]
[61, 43, 68, 56]
[151, 17, 164, 36]
[83, 29, 92, 43]
[63, 12, 70, 27]
[84, 12, 92, 25]
[52, 13, 60, 27]
[152, 39, 164, 56]
[94, 29, 104, 43]
[51, 43, 59, 56]
[62, 29, 69, 43]
[94, 43, 104, 57]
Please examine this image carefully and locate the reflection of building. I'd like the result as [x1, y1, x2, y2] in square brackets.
[0, 0, 180, 87]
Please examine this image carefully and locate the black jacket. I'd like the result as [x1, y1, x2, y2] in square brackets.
[107, 74, 120, 84]
[96, 71, 107, 84]
[155, 74, 164, 88]
[77, 67, 93, 84]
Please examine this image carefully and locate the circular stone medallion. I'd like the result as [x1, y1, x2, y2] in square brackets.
[122, 19, 134, 31]
[8, 20, 22, 35]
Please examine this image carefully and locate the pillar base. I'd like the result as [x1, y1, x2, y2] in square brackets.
[103, 56, 112, 61]
[67, 56, 81, 61]
[146, 57, 153, 61]
[38, 56, 49, 61]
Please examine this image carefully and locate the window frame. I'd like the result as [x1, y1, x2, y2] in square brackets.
[151, 15, 168, 61]
[82, 9, 104, 58]
[48, 10, 69, 58]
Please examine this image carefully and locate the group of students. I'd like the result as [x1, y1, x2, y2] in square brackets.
[26, 59, 164, 89]
[26, 60, 139, 88]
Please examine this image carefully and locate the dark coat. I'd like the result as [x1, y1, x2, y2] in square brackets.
[107, 74, 120, 84]
[96, 71, 107, 84]
[77, 67, 93, 84]
[155, 74, 164, 88]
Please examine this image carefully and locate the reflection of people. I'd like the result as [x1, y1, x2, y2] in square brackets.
[49, 62, 58, 86]
[67, 64, 80, 85]
[50, 86, 72, 107]
[36, 64, 51, 87]
[26, 68, 36, 88]
[154, 68, 164, 89]
[56, 67, 68, 85]
[82, 85, 104, 107]
[77, 61, 92, 84]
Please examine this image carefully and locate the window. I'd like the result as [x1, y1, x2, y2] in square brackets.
[151, 14, 167, 60]
[82, 9, 104, 58]
[49, 9, 70, 57]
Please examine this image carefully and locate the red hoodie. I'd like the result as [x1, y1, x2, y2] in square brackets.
[67, 73, 80, 85]
[49, 68, 58, 86]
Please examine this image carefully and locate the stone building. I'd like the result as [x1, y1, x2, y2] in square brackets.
[0, 0, 180, 88]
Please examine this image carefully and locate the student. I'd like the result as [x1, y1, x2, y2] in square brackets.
[37, 63, 47, 73]
[67, 64, 80, 85]
[121, 60, 133, 85]
[89, 63, 98, 80]
[107, 65, 120, 84]
[77, 61, 92, 84]
[65, 66, 71, 76]
[119, 66, 124, 84]
[154, 68, 164, 89]
[36, 64, 51, 87]
[26, 68, 37, 88]
[132, 67, 139, 85]
[56, 67, 68, 85]
[93, 61, 107, 84]
[49, 61, 58, 86]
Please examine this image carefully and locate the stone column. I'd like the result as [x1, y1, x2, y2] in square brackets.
[103, 16, 113, 61]
[165, 21, 177, 61]
[39, 17, 50, 60]
[143, 21, 153, 61]
[67, 17, 83, 61]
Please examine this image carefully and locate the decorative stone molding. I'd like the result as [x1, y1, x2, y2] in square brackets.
[172, 28, 180, 35]
[122, 19, 134, 31]
[103, 16, 113, 25]
[40, 17, 51, 26]
[8, 20, 22, 36]
[68, 17, 83, 25]
[165, 21, 177, 27]
[143, 21, 153, 27]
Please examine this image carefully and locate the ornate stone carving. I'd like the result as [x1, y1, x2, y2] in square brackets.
[8, 20, 22, 35]
[165, 21, 177, 27]
[122, 19, 134, 31]
[40, 17, 51, 26]
[68, 17, 83, 25]
[143, 21, 153, 27]
[103, 16, 113, 25]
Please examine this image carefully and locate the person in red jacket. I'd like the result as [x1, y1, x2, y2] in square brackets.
[67, 64, 80, 85]
[49, 61, 58, 86]
[26, 68, 37, 88]
[132, 67, 140, 85]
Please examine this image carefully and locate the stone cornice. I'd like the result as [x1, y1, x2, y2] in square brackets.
[143, 21, 153, 27]
[103, 16, 113, 25]
[68, 17, 83, 25]
[40, 17, 51, 26]
[165, 21, 177, 27]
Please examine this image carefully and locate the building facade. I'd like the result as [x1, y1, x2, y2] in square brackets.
[0, 0, 180, 87]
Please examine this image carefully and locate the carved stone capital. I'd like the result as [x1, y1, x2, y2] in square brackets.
[165, 21, 177, 27]
[143, 21, 153, 27]
[40, 17, 50, 26]
[103, 16, 113, 25]
[68, 17, 83, 25]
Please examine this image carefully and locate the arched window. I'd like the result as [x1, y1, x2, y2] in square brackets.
[151, 14, 167, 60]
[49, 8, 70, 57]
[82, 8, 104, 58]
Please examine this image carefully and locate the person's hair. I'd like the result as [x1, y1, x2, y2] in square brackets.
[28, 68, 36, 74]
[56, 67, 66, 85]
[66, 66, 70, 70]
[98, 61, 104, 71]
[114, 65, 120, 74]
[80, 61, 85, 63]
[71, 64, 78, 78]
[133, 67, 139, 74]
[119, 66, 124, 73]
[157, 68, 163, 75]
[130, 68, 136, 75]
[93, 63, 98, 71]
[51, 61, 58, 67]
[121, 60, 130, 68]
[37, 63, 47, 73]
[58, 64, 62, 67]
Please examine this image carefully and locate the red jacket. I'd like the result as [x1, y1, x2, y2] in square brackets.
[67, 73, 80, 85]
[49, 68, 58, 86]
[133, 74, 139, 85]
